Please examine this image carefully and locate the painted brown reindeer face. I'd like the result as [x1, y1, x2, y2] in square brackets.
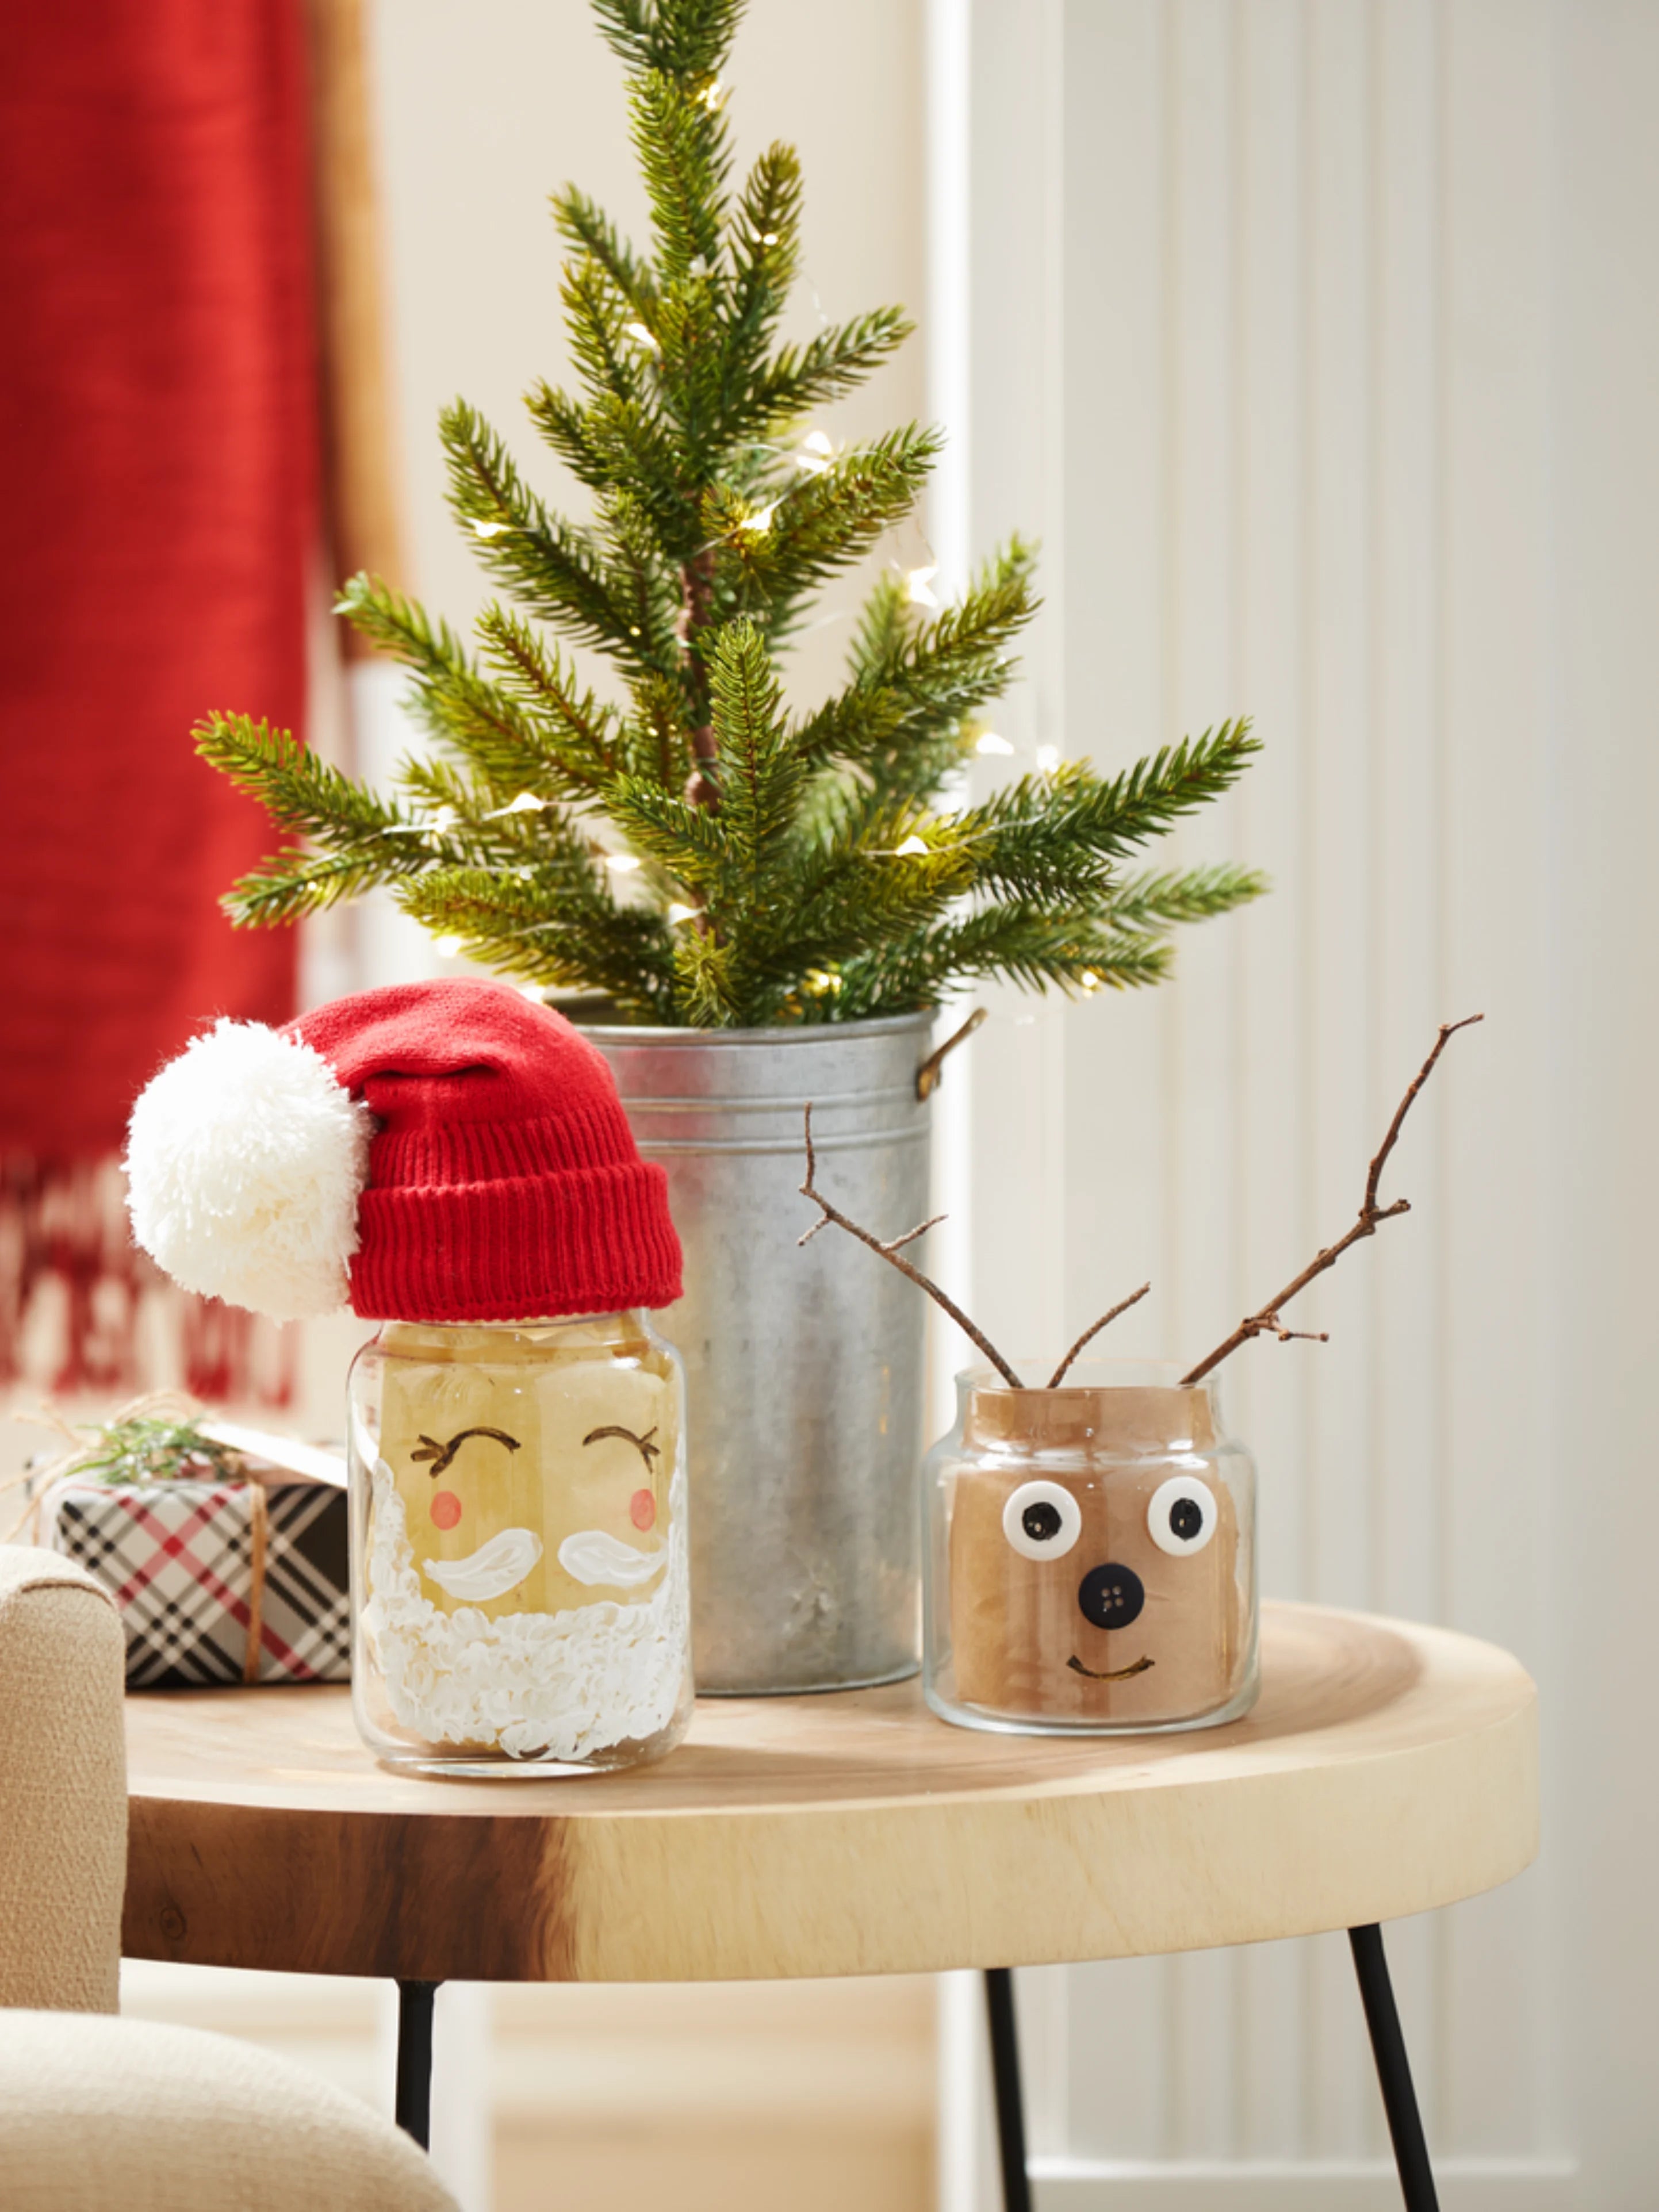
[946, 1385, 1250, 1724]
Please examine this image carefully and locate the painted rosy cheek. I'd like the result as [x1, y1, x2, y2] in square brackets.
[430, 1490, 463, 1531]
[630, 1488, 657, 1532]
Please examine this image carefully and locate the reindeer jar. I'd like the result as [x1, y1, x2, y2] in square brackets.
[923, 1362, 1256, 1732]
[125, 979, 692, 1775]
[798, 1015, 1478, 1738]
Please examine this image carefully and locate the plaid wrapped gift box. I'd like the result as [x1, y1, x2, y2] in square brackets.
[44, 1477, 350, 1688]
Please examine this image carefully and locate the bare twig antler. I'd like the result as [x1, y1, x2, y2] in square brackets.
[1179, 1014, 1483, 1386]
[799, 1105, 1024, 1387]
[800, 1107, 1149, 1391]
[1046, 1285, 1152, 1388]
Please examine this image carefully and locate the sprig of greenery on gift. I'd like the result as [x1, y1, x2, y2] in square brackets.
[197, 0, 1266, 1026]
[66, 1413, 241, 1488]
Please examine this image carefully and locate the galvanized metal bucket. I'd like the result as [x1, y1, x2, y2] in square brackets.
[580, 1014, 934, 1695]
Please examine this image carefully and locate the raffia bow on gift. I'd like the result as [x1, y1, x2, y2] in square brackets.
[5, 1391, 271, 1684]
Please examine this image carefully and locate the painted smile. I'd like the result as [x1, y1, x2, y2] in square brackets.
[1067, 1654, 1155, 1681]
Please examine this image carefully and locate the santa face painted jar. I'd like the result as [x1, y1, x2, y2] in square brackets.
[348, 1310, 691, 1774]
[922, 1362, 1258, 1735]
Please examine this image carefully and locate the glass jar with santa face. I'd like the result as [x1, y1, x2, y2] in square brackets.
[347, 1311, 690, 1773]
[922, 1360, 1258, 1735]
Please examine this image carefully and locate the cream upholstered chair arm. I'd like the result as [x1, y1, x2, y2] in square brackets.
[0, 2012, 459, 2211]
[0, 1544, 126, 2012]
[0, 1548, 460, 2207]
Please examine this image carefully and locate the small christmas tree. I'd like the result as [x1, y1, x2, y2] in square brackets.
[198, 0, 1265, 1027]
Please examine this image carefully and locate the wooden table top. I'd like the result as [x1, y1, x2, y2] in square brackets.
[122, 1601, 1537, 1984]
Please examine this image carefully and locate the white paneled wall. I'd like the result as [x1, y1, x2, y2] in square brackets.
[933, 1, 1659, 2203]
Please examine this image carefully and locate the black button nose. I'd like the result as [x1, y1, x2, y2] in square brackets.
[1078, 1562, 1145, 1630]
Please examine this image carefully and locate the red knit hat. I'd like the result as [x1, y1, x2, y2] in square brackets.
[124, 980, 681, 1324]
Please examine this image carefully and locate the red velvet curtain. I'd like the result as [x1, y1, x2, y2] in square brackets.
[0, 1, 315, 1392]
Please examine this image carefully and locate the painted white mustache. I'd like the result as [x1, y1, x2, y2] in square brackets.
[558, 1528, 666, 1589]
[423, 1527, 543, 1603]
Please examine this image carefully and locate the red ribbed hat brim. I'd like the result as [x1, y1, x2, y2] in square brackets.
[347, 1160, 683, 1322]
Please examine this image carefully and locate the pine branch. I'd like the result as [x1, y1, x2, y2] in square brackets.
[714, 425, 942, 635]
[606, 776, 731, 890]
[439, 401, 644, 663]
[1052, 719, 1262, 856]
[549, 186, 656, 314]
[720, 143, 803, 387]
[740, 308, 914, 440]
[1105, 862, 1270, 929]
[398, 864, 677, 1017]
[834, 904, 1173, 1020]
[629, 67, 730, 283]
[195, 712, 409, 846]
[593, 0, 743, 80]
[554, 258, 647, 411]
[223, 846, 422, 927]
[795, 540, 1038, 799]
[672, 927, 741, 1025]
[623, 670, 697, 790]
[707, 620, 801, 884]
[340, 575, 617, 804]
[473, 603, 622, 793]
[194, 712, 428, 926]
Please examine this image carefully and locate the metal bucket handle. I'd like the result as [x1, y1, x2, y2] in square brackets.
[914, 1007, 986, 1100]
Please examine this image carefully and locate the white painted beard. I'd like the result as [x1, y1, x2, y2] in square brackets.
[365, 1463, 690, 1761]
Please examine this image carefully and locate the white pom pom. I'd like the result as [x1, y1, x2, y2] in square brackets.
[125, 1019, 374, 1321]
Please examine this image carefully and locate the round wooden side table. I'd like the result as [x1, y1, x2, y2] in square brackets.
[122, 1601, 1537, 2212]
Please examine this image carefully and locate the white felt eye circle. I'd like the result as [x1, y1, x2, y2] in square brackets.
[1002, 1481, 1083, 1561]
[1147, 1474, 1219, 1557]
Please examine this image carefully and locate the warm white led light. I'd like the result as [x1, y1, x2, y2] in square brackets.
[433, 935, 463, 959]
[667, 902, 698, 925]
[1035, 744, 1060, 773]
[895, 834, 930, 857]
[624, 321, 660, 351]
[975, 731, 1014, 756]
[470, 520, 511, 539]
[906, 563, 940, 608]
[604, 853, 643, 874]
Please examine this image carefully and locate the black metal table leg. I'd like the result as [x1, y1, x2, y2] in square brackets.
[1350, 1925, 1440, 2210]
[984, 1967, 1032, 2212]
[395, 1978, 441, 2150]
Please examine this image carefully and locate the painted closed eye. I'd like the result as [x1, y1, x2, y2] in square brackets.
[410, 1427, 522, 1478]
[1002, 1480, 1083, 1561]
[1147, 1473, 1219, 1557]
[583, 1424, 661, 1470]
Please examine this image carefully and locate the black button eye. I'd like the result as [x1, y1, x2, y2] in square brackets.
[1169, 1497, 1204, 1542]
[1022, 1501, 1063, 1542]
[1078, 1562, 1146, 1630]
